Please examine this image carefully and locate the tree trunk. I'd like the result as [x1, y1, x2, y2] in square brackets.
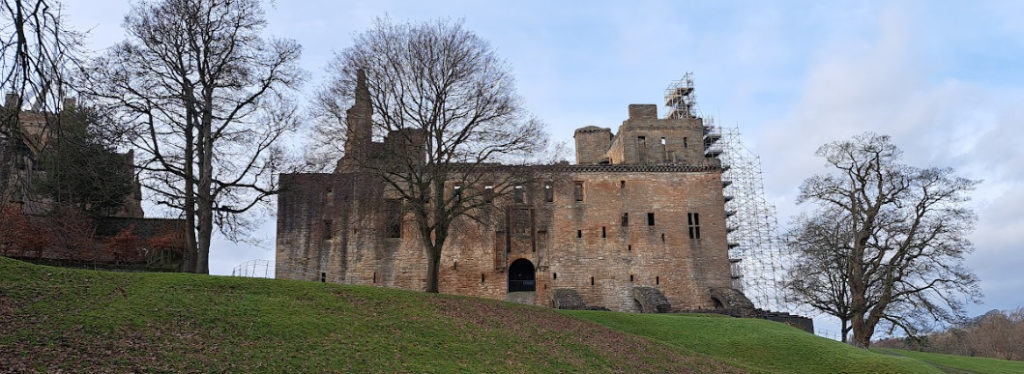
[425, 244, 441, 293]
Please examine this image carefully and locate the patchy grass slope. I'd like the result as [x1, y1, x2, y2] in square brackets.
[0, 257, 742, 374]
[564, 311, 944, 374]
[875, 348, 1024, 374]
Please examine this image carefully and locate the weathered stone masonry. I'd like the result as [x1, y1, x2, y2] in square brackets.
[276, 80, 751, 313]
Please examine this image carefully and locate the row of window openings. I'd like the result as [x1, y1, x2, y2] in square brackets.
[322, 272, 663, 287]
[552, 273, 661, 286]
[576, 213, 701, 239]
[326, 212, 701, 240]
[460, 180, 629, 204]
[637, 136, 687, 148]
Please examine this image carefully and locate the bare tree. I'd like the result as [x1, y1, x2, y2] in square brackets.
[317, 18, 550, 293]
[785, 208, 854, 342]
[1, 0, 82, 211]
[794, 132, 981, 348]
[85, 0, 304, 273]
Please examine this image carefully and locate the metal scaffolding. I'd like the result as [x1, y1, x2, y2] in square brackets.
[664, 74, 790, 311]
[231, 259, 274, 278]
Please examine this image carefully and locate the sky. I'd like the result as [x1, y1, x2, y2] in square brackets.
[55, 0, 1024, 336]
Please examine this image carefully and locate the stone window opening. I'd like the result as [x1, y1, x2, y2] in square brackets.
[484, 185, 495, 203]
[573, 181, 584, 202]
[684, 137, 688, 148]
[630, 274, 634, 282]
[647, 213, 655, 226]
[688, 212, 701, 239]
[323, 220, 332, 240]
[661, 233, 666, 243]
[621, 213, 629, 227]
[320, 272, 326, 283]
[553, 272, 558, 280]
[481, 273, 486, 283]
[620, 180, 625, 189]
[386, 201, 402, 238]
[628, 244, 632, 251]
[513, 184, 525, 204]
[590, 276, 595, 286]
[660, 137, 666, 145]
[373, 272, 377, 283]
[453, 261, 457, 271]
[638, 136, 646, 148]
[656, 276, 660, 285]
[576, 229, 582, 239]
[544, 181, 553, 202]
[602, 227, 607, 238]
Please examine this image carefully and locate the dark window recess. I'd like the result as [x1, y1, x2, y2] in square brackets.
[453, 261, 457, 270]
[688, 212, 701, 239]
[577, 230, 582, 239]
[513, 185, 525, 204]
[630, 274, 634, 282]
[323, 220, 332, 239]
[386, 201, 402, 238]
[628, 244, 632, 251]
[684, 137, 688, 148]
[621, 213, 628, 227]
[638, 136, 647, 148]
[647, 213, 655, 226]
[320, 272, 326, 283]
[590, 276, 595, 286]
[620, 180, 626, 189]
[602, 227, 607, 238]
[553, 273, 558, 280]
[656, 276, 660, 285]
[544, 181, 554, 202]
[373, 272, 377, 283]
[481, 273, 486, 283]
[661, 233, 666, 242]
[574, 181, 584, 202]
[484, 185, 494, 203]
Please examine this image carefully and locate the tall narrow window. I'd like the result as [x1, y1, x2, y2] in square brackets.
[684, 137, 688, 148]
[621, 213, 629, 227]
[620, 180, 626, 189]
[660, 137, 666, 145]
[544, 181, 553, 202]
[573, 181, 584, 202]
[576, 230, 582, 239]
[688, 212, 701, 239]
[320, 273, 326, 283]
[647, 213, 655, 226]
[513, 185, 525, 204]
[638, 136, 647, 148]
[484, 185, 494, 203]
[386, 200, 402, 238]
[602, 227, 607, 238]
[323, 220, 333, 239]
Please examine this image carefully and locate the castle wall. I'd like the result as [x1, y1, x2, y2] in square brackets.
[276, 166, 733, 311]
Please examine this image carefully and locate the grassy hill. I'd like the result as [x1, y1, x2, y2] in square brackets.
[3, 257, 1021, 373]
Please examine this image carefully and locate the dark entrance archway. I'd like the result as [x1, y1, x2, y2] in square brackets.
[508, 258, 536, 292]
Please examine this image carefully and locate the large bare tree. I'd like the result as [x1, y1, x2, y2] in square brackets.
[85, 0, 304, 273]
[792, 132, 981, 348]
[784, 208, 854, 342]
[316, 18, 550, 293]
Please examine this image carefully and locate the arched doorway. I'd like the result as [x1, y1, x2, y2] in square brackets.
[508, 258, 536, 292]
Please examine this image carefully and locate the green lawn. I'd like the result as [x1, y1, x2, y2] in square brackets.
[2, 256, 1019, 374]
[0, 257, 741, 373]
[875, 348, 1024, 374]
[566, 310, 944, 374]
